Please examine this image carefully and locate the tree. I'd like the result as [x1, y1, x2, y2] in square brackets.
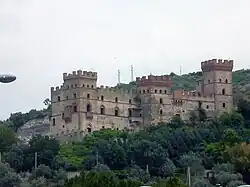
[0, 124, 17, 152]
[0, 162, 20, 187]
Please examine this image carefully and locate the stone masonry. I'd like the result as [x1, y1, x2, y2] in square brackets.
[50, 59, 233, 139]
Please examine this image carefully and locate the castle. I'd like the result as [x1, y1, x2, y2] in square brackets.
[50, 59, 233, 138]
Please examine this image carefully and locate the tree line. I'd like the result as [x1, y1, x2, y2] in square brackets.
[0, 99, 250, 186]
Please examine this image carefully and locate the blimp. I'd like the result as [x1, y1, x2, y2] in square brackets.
[0, 74, 16, 83]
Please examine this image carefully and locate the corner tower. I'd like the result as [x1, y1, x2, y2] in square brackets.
[201, 59, 233, 114]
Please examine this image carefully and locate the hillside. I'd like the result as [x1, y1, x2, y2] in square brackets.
[117, 69, 250, 100]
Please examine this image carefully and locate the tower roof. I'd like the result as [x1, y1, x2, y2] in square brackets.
[201, 59, 233, 72]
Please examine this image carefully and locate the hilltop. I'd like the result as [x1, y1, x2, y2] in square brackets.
[117, 69, 250, 101]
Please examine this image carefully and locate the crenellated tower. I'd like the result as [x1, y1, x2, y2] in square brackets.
[201, 59, 233, 114]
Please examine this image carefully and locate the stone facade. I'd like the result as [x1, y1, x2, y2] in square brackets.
[50, 59, 233, 138]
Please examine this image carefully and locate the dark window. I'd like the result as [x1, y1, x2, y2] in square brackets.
[208, 80, 210, 84]
[147, 89, 150, 93]
[115, 97, 118, 102]
[160, 98, 163, 104]
[115, 108, 119, 116]
[139, 90, 141, 94]
[66, 96, 69, 100]
[198, 101, 202, 108]
[52, 118, 55, 126]
[222, 89, 225, 95]
[73, 93, 76, 98]
[225, 79, 228, 83]
[206, 105, 209, 109]
[75, 84, 77, 87]
[165, 90, 167, 94]
[87, 104, 91, 112]
[62, 113, 64, 119]
[223, 103, 226, 108]
[102, 126, 105, 129]
[155, 89, 157, 93]
[128, 109, 132, 117]
[87, 128, 92, 133]
[101, 95, 104, 101]
[62, 125, 65, 128]
[100, 105, 105, 115]
[219, 79, 222, 83]
[82, 84, 85, 87]
[87, 94, 90, 99]
[73, 105, 77, 112]
[143, 90, 145, 93]
[91, 85, 94, 88]
[160, 109, 163, 115]
[57, 96, 60, 101]
[87, 85, 89, 88]
[129, 99, 132, 104]
[159, 90, 162, 94]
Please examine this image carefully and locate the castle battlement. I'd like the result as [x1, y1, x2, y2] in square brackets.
[136, 75, 172, 87]
[173, 90, 214, 102]
[51, 85, 64, 93]
[201, 59, 233, 72]
[63, 70, 97, 81]
[97, 85, 133, 94]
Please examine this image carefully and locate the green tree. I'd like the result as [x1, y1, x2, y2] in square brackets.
[0, 124, 17, 152]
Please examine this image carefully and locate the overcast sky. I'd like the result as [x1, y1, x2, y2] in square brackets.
[0, 0, 249, 119]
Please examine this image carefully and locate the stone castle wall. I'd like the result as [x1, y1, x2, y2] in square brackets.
[50, 58, 234, 139]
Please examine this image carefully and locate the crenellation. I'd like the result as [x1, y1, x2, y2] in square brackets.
[63, 70, 98, 81]
[50, 58, 234, 140]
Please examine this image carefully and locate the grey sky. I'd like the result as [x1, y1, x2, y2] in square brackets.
[0, 0, 249, 119]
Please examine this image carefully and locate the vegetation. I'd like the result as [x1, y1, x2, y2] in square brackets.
[1, 69, 250, 186]
[0, 98, 249, 186]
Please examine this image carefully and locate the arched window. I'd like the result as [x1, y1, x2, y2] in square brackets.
[115, 97, 118, 102]
[165, 90, 167, 94]
[101, 95, 104, 101]
[91, 85, 94, 88]
[159, 90, 162, 94]
[128, 109, 132, 117]
[219, 79, 222, 83]
[87, 85, 89, 88]
[159, 98, 163, 104]
[73, 105, 77, 112]
[87, 94, 90, 99]
[52, 118, 55, 126]
[222, 103, 226, 108]
[100, 105, 105, 115]
[129, 99, 132, 104]
[143, 90, 145, 93]
[73, 93, 76, 98]
[159, 109, 163, 115]
[87, 104, 92, 112]
[155, 89, 157, 93]
[115, 107, 119, 116]
[222, 88, 225, 95]
[225, 79, 228, 83]
[57, 96, 60, 101]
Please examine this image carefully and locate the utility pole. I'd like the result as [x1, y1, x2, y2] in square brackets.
[117, 69, 120, 85]
[187, 166, 191, 187]
[130, 65, 134, 82]
[35, 152, 37, 169]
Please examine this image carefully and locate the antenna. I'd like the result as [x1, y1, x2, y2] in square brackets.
[118, 69, 120, 85]
[130, 65, 134, 82]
